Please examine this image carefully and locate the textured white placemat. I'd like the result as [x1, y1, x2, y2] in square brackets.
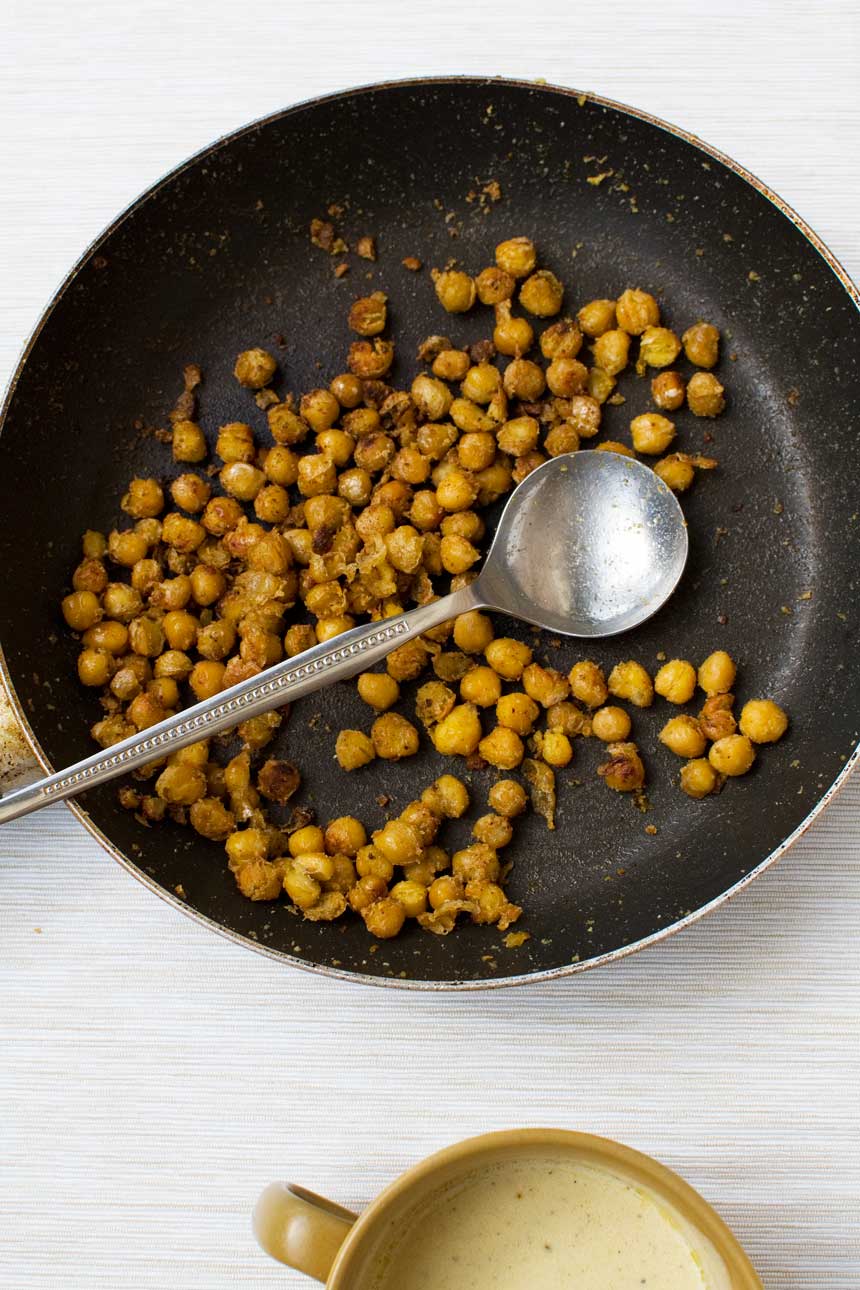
[1, 2, 859, 1287]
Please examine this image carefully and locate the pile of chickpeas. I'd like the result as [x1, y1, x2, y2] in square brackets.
[59, 233, 788, 941]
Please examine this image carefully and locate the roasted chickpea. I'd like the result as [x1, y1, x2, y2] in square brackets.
[407, 374, 450, 423]
[217, 421, 255, 464]
[315, 429, 354, 470]
[432, 703, 482, 756]
[102, 583, 143, 623]
[654, 659, 697, 704]
[73, 558, 108, 596]
[591, 705, 631, 742]
[161, 512, 206, 551]
[680, 758, 720, 799]
[488, 779, 527, 818]
[495, 237, 537, 279]
[654, 455, 695, 492]
[354, 433, 396, 475]
[512, 452, 545, 484]
[422, 773, 470, 819]
[682, 321, 720, 368]
[586, 368, 617, 404]
[457, 432, 496, 473]
[638, 326, 681, 370]
[660, 715, 707, 759]
[348, 292, 387, 337]
[546, 357, 588, 397]
[431, 348, 471, 381]
[545, 424, 580, 457]
[371, 712, 420, 760]
[386, 639, 430, 682]
[475, 458, 513, 505]
[282, 624, 315, 658]
[577, 298, 616, 337]
[687, 371, 726, 417]
[433, 269, 476, 313]
[121, 477, 164, 519]
[172, 419, 207, 462]
[440, 533, 480, 575]
[709, 734, 756, 776]
[400, 800, 441, 847]
[546, 701, 589, 737]
[61, 590, 102, 632]
[607, 660, 654, 707]
[108, 529, 149, 567]
[540, 729, 573, 767]
[83, 620, 128, 654]
[651, 371, 686, 411]
[739, 699, 788, 744]
[616, 288, 660, 335]
[168, 473, 210, 514]
[519, 269, 563, 317]
[497, 415, 539, 457]
[77, 648, 113, 687]
[475, 265, 515, 305]
[268, 403, 309, 446]
[566, 394, 602, 440]
[698, 650, 736, 696]
[597, 741, 646, 791]
[347, 339, 395, 379]
[436, 468, 479, 513]
[374, 819, 423, 867]
[479, 725, 525, 770]
[493, 303, 534, 357]
[503, 358, 545, 401]
[592, 328, 631, 376]
[127, 691, 168, 731]
[155, 763, 207, 806]
[201, 496, 244, 537]
[630, 413, 678, 457]
[496, 691, 540, 735]
[296, 454, 338, 498]
[449, 610, 491, 655]
[188, 660, 226, 700]
[234, 347, 276, 388]
[568, 660, 608, 708]
[128, 616, 165, 658]
[459, 363, 500, 406]
[522, 662, 569, 708]
[329, 371, 364, 408]
[485, 637, 532, 681]
[389, 880, 428, 918]
[299, 389, 340, 433]
[699, 693, 737, 742]
[460, 665, 502, 708]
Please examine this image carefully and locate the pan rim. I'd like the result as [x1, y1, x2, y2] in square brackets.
[1, 74, 858, 990]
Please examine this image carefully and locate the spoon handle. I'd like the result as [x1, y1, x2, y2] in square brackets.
[0, 583, 484, 826]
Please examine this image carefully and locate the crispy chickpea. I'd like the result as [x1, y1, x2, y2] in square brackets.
[435, 468, 479, 513]
[519, 269, 563, 317]
[225, 828, 268, 871]
[475, 459, 512, 505]
[371, 712, 420, 760]
[423, 773, 470, 818]
[415, 681, 456, 727]
[456, 432, 495, 473]
[234, 347, 276, 388]
[709, 734, 756, 776]
[201, 496, 244, 537]
[497, 415, 539, 457]
[155, 763, 207, 806]
[217, 422, 255, 464]
[461, 363, 502, 406]
[389, 880, 428, 918]
[475, 265, 515, 305]
[687, 371, 726, 417]
[338, 467, 373, 509]
[283, 862, 322, 911]
[82, 530, 107, 558]
[538, 319, 581, 361]
[300, 389, 341, 433]
[682, 321, 720, 368]
[168, 473, 210, 514]
[347, 339, 395, 379]
[577, 298, 616, 337]
[316, 616, 355, 643]
[546, 701, 589, 737]
[440, 533, 480, 574]
[196, 620, 236, 661]
[108, 529, 149, 567]
[121, 477, 164, 519]
[479, 725, 525, 770]
[698, 650, 736, 696]
[541, 729, 573, 766]
[409, 373, 451, 423]
[127, 691, 167, 731]
[432, 703, 482, 756]
[680, 758, 720, 799]
[452, 843, 500, 885]
[128, 616, 165, 657]
[654, 455, 695, 492]
[568, 660, 608, 708]
[83, 620, 128, 654]
[73, 557, 108, 596]
[639, 326, 681, 370]
[495, 237, 536, 279]
[287, 825, 325, 858]
[493, 304, 534, 357]
[699, 693, 737, 741]
[172, 419, 207, 463]
[374, 819, 423, 867]
[348, 292, 387, 337]
[160, 610, 197, 651]
[268, 404, 309, 446]
[511, 451, 545, 484]
[488, 779, 527, 818]
[153, 650, 193, 682]
[432, 348, 471, 381]
[329, 371, 363, 408]
[400, 801, 441, 847]
[587, 368, 617, 404]
[433, 269, 476, 313]
[102, 583, 143, 623]
[654, 659, 697, 704]
[616, 288, 660, 335]
[564, 394, 600, 440]
[496, 691, 540, 735]
[651, 371, 686, 411]
[460, 665, 502, 708]
[739, 699, 789, 744]
[592, 329, 631, 376]
[356, 671, 400, 712]
[77, 648, 112, 687]
[161, 512, 206, 551]
[452, 611, 493, 654]
[297, 454, 338, 497]
[188, 660, 226, 700]
[591, 705, 632, 742]
[384, 525, 423, 574]
[282, 624, 315, 658]
[386, 639, 430, 682]
[503, 358, 545, 401]
[546, 357, 587, 397]
[522, 662, 569, 708]
[485, 637, 532, 681]
[660, 715, 707, 759]
[545, 424, 580, 457]
[61, 590, 102, 632]
[348, 874, 388, 913]
[428, 874, 465, 909]
[608, 660, 654, 708]
[316, 429, 354, 469]
[355, 433, 396, 474]
[598, 741, 646, 791]
[363, 897, 407, 939]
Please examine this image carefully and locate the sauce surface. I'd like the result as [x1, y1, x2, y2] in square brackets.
[372, 1156, 720, 1290]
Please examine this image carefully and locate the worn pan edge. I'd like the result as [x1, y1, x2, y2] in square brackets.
[1, 75, 858, 990]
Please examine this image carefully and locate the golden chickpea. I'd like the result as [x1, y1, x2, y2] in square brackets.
[475, 458, 513, 505]
[631, 413, 676, 456]
[61, 590, 102, 632]
[355, 433, 396, 474]
[102, 583, 143, 623]
[660, 715, 707, 759]
[347, 339, 395, 379]
[363, 897, 407, 939]
[475, 265, 515, 305]
[493, 303, 534, 357]
[201, 496, 244, 537]
[288, 825, 326, 857]
[386, 639, 430, 682]
[128, 616, 165, 658]
[452, 843, 500, 885]
[433, 269, 476, 313]
[739, 699, 789, 744]
[415, 681, 456, 727]
[432, 703, 482, 756]
[188, 660, 226, 701]
[76, 648, 112, 687]
[591, 705, 631, 742]
[283, 862, 322, 911]
[83, 620, 128, 654]
[160, 610, 197, 651]
[496, 691, 540, 735]
[488, 779, 527, 818]
[698, 650, 736, 696]
[684, 370, 726, 420]
[460, 665, 502, 708]
[608, 660, 654, 707]
[576, 298, 616, 337]
[457, 432, 496, 473]
[161, 512, 206, 551]
[374, 819, 423, 867]
[225, 828, 268, 871]
[546, 357, 588, 397]
[168, 473, 210, 514]
[568, 660, 608, 708]
[81, 529, 107, 559]
[597, 741, 646, 792]
[479, 725, 525, 770]
[511, 451, 545, 484]
[440, 533, 480, 575]
[217, 421, 255, 464]
[709, 734, 756, 777]
[485, 637, 532, 681]
[541, 729, 573, 766]
[564, 394, 600, 440]
[189, 798, 235, 841]
[450, 612, 491, 656]
[121, 477, 164, 519]
[639, 326, 682, 370]
[519, 269, 563, 317]
[545, 424, 580, 457]
[408, 374, 450, 423]
[461, 363, 502, 406]
[522, 662, 569, 708]
[436, 468, 479, 513]
[73, 557, 108, 596]
[316, 616, 355, 643]
[428, 874, 465, 910]
[154, 650, 193, 682]
[316, 429, 354, 470]
[299, 389, 340, 434]
[546, 701, 589, 737]
[616, 288, 660, 335]
[587, 368, 617, 404]
[172, 419, 207, 463]
[651, 371, 686, 411]
[431, 348, 471, 381]
[442, 511, 485, 543]
[348, 291, 387, 337]
[296, 454, 337, 497]
[653, 455, 695, 492]
[329, 371, 364, 408]
[357, 671, 400, 712]
[682, 321, 720, 368]
[196, 620, 236, 661]
[498, 415, 539, 457]
[503, 358, 545, 401]
[449, 398, 495, 434]
[592, 329, 631, 376]
[698, 693, 737, 742]
[538, 319, 580, 361]
[389, 880, 428, 918]
[127, 691, 167, 731]
[654, 659, 697, 704]
[680, 758, 720, 799]
[281, 624, 314, 658]
[385, 525, 424, 574]
[371, 712, 420, 760]
[422, 773, 470, 819]
[268, 403, 309, 446]
[348, 874, 388, 913]
[155, 763, 207, 806]
[338, 467, 373, 509]
[234, 347, 276, 388]
[400, 800, 442, 847]
[495, 237, 537, 279]
[108, 529, 149, 567]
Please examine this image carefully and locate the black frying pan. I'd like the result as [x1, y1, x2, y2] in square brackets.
[1, 78, 858, 988]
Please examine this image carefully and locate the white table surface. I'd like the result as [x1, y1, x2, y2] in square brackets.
[2, 2, 859, 1286]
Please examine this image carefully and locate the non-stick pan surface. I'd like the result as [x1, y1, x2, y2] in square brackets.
[1, 79, 858, 987]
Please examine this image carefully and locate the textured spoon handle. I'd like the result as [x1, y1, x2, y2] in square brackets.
[0, 584, 483, 826]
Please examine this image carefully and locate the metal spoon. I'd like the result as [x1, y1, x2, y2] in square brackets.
[0, 451, 687, 825]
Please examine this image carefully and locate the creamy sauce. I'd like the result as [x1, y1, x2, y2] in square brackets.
[371, 1156, 725, 1290]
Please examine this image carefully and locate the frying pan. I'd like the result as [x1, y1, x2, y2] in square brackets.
[1, 77, 858, 988]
